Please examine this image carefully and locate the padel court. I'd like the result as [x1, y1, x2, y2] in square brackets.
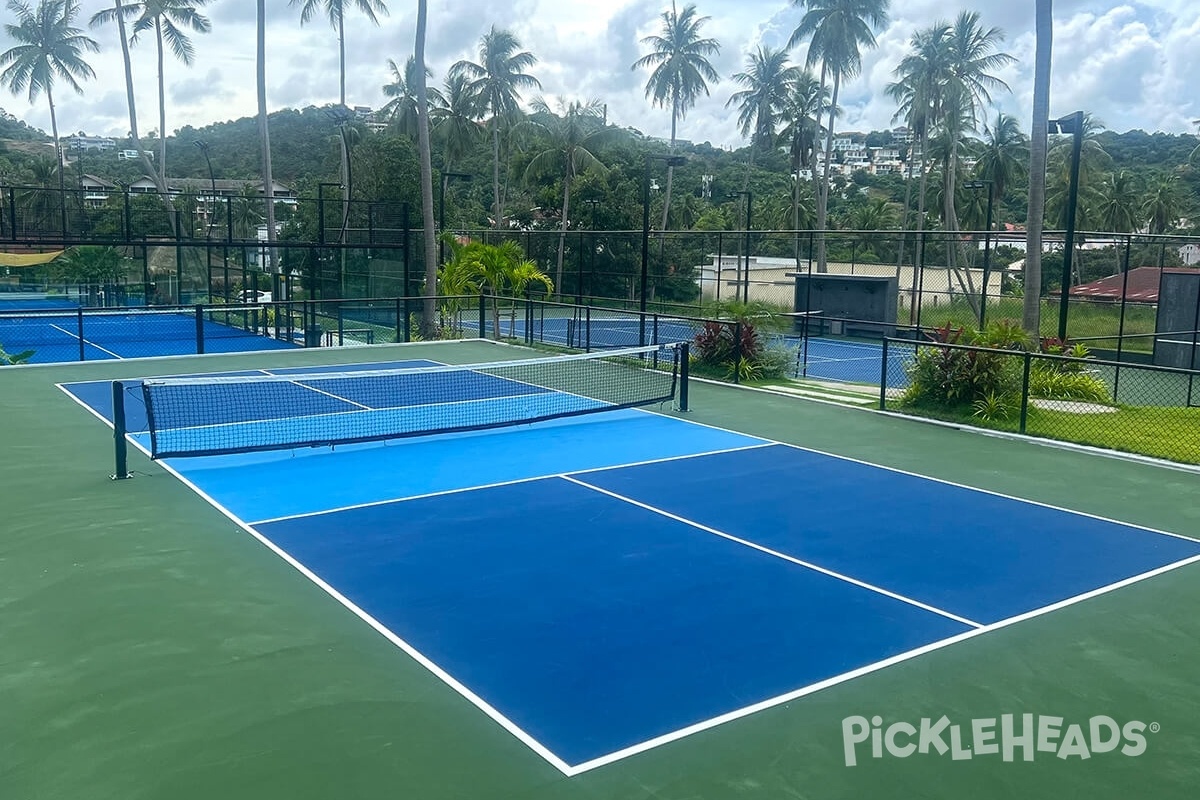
[1, 304, 296, 363]
[467, 313, 899, 384]
[55, 345, 1200, 776]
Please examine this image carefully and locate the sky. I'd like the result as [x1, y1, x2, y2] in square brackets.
[2, 0, 1198, 148]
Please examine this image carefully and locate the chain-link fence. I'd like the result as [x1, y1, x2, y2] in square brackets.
[880, 337, 1200, 465]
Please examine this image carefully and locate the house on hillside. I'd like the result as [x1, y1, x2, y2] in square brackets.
[79, 175, 116, 208]
[1180, 244, 1200, 266]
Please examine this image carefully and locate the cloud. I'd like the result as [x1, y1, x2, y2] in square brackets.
[1, 0, 1196, 146]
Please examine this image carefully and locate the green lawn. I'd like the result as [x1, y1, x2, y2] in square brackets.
[895, 401, 1200, 465]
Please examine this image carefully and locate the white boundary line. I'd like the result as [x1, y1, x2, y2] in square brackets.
[48, 323, 124, 359]
[50, 350, 1200, 777]
[53, 382, 577, 776]
[567, 550, 1200, 773]
[561, 475, 983, 629]
[15, 336, 485, 371]
[623, 387, 1200, 545]
[249, 441, 775, 526]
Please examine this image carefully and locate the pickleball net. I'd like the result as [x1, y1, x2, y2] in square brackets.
[128, 343, 688, 461]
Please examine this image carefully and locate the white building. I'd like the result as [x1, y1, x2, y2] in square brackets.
[65, 134, 116, 151]
[1180, 243, 1200, 266]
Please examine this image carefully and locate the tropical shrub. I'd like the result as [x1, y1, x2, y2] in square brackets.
[901, 323, 1023, 409]
[0, 344, 34, 365]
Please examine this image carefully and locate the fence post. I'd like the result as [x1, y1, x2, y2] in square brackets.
[1019, 352, 1032, 434]
[77, 307, 85, 362]
[879, 337, 890, 410]
[733, 321, 743, 385]
[678, 342, 690, 412]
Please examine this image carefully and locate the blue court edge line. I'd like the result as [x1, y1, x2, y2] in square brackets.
[246, 441, 776, 526]
[560, 473, 984, 629]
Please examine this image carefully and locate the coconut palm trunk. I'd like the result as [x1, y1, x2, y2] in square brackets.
[415, 0, 439, 336]
[1023, 0, 1052, 337]
[492, 121, 502, 229]
[154, 18, 167, 186]
[107, 0, 177, 237]
[256, 0, 277, 273]
[44, 83, 67, 235]
[815, 69, 839, 273]
[555, 175, 571, 295]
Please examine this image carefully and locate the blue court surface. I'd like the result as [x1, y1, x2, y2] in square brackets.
[468, 315, 903, 385]
[1, 306, 296, 363]
[59, 357, 1200, 774]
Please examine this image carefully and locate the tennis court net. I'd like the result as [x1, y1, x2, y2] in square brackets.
[135, 343, 686, 459]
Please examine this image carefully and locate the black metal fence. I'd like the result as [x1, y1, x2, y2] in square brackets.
[4, 184, 1198, 363]
[880, 337, 1200, 465]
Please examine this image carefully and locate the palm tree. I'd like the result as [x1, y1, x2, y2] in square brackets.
[788, 0, 890, 272]
[938, 12, 1014, 307]
[632, 2, 720, 232]
[505, 257, 553, 331]
[1095, 170, 1142, 276]
[413, 0, 437, 336]
[123, 0, 213, 186]
[778, 70, 831, 238]
[726, 46, 798, 185]
[1142, 175, 1182, 235]
[290, 0, 387, 107]
[887, 24, 947, 279]
[975, 110, 1027, 204]
[431, 72, 484, 174]
[1023, 0, 1052, 336]
[256, 0, 276, 271]
[2, 0, 98, 235]
[292, 0, 388, 251]
[523, 97, 608, 294]
[451, 27, 540, 230]
[90, 0, 173, 230]
[380, 55, 443, 140]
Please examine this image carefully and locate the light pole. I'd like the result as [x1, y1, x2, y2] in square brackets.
[439, 171, 471, 268]
[1050, 111, 1084, 342]
[963, 179, 994, 328]
[641, 153, 687, 344]
[316, 182, 342, 245]
[727, 190, 753, 303]
[194, 140, 217, 240]
[324, 104, 356, 245]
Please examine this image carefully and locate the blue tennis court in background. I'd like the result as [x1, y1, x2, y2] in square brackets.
[466, 314, 906, 385]
[1, 303, 296, 362]
[57, 350, 1200, 775]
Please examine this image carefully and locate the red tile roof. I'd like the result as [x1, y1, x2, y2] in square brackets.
[1066, 267, 1196, 302]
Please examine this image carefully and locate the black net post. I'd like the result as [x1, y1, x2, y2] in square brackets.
[478, 293, 486, 339]
[194, 304, 205, 354]
[77, 307, 85, 361]
[395, 296, 404, 343]
[678, 342, 690, 412]
[112, 381, 130, 480]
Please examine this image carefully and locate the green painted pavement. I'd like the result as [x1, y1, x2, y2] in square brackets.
[2, 340, 1197, 799]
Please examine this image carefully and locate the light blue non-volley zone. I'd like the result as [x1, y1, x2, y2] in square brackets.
[465, 314, 911, 386]
[60, 356, 1200, 773]
[0, 307, 296, 363]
